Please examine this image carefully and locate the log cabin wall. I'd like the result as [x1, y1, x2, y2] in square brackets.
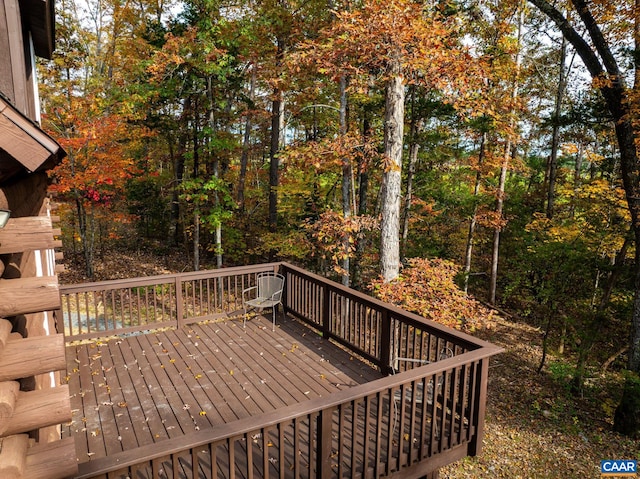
[0, 0, 77, 476]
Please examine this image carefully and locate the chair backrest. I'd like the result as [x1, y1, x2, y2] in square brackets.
[257, 273, 285, 301]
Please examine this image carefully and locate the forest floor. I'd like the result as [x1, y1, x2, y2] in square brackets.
[61, 249, 640, 479]
[441, 316, 639, 478]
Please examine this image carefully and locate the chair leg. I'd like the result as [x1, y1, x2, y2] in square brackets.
[272, 305, 276, 331]
[243, 306, 247, 328]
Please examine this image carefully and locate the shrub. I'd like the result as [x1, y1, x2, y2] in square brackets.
[371, 257, 493, 332]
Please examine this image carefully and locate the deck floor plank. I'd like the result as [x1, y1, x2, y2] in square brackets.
[111, 336, 160, 449]
[154, 329, 238, 429]
[92, 342, 128, 457]
[198, 320, 293, 411]
[127, 333, 190, 442]
[128, 333, 192, 438]
[66, 314, 383, 466]
[64, 345, 89, 461]
[176, 323, 267, 418]
[77, 343, 107, 460]
[160, 325, 253, 423]
[101, 340, 140, 452]
[220, 317, 353, 401]
[202, 321, 301, 407]
[134, 330, 218, 436]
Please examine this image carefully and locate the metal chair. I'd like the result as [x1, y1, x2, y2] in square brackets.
[242, 272, 285, 331]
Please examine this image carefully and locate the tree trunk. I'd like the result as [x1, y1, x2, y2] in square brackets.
[340, 75, 351, 286]
[237, 69, 255, 213]
[546, 33, 568, 219]
[489, 5, 523, 305]
[569, 144, 583, 218]
[208, 77, 223, 269]
[269, 38, 285, 233]
[401, 88, 421, 260]
[75, 193, 94, 279]
[193, 208, 200, 271]
[193, 108, 200, 270]
[352, 113, 371, 289]
[463, 132, 486, 294]
[380, 73, 405, 283]
[169, 100, 190, 247]
[489, 156, 508, 305]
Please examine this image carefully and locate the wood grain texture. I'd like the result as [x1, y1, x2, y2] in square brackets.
[3, 386, 71, 436]
[0, 334, 66, 381]
[0, 381, 19, 434]
[0, 276, 60, 317]
[0, 433, 28, 479]
[0, 216, 61, 254]
[25, 437, 78, 479]
[0, 318, 11, 351]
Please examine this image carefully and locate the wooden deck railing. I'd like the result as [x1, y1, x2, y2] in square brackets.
[58, 264, 279, 341]
[61, 262, 502, 479]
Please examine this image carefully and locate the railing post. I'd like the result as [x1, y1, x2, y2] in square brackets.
[316, 407, 335, 479]
[380, 309, 392, 374]
[175, 274, 184, 329]
[280, 264, 289, 313]
[468, 357, 489, 456]
[322, 284, 330, 338]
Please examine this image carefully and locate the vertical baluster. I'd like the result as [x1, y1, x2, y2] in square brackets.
[350, 400, 358, 478]
[386, 389, 394, 474]
[229, 437, 236, 479]
[278, 422, 285, 479]
[293, 416, 301, 478]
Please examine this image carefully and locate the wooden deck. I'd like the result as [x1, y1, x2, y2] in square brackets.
[58, 263, 501, 478]
[63, 312, 383, 465]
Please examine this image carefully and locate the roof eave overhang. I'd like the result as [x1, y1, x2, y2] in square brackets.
[0, 95, 65, 183]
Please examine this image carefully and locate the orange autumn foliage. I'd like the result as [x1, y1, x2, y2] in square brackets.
[371, 258, 494, 332]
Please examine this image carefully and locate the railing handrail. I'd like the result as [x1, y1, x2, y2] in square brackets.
[59, 263, 280, 294]
[75, 346, 499, 479]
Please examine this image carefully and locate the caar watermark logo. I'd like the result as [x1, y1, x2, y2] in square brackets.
[601, 460, 637, 477]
